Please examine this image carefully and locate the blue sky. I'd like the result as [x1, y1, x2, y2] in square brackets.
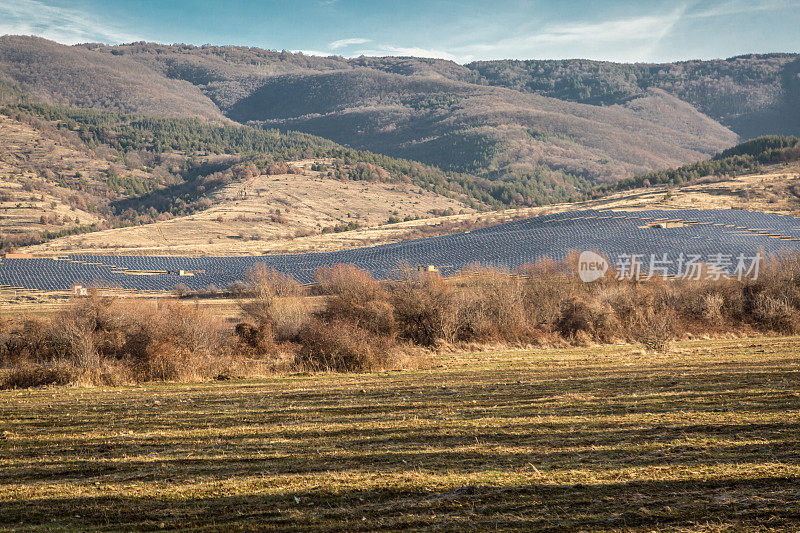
[1, 0, 798, 63]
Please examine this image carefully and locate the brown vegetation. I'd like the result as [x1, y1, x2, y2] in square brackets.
[5, 253, 800, 388]
[2, 337, 799, 530]
[0, 293, 233, 387]
[0, 36, 748, 202]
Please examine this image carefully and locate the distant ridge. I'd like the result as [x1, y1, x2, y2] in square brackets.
[0, 36, 748, 188]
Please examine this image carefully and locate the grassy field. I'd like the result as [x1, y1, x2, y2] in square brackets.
[20, 161, 800, 258]
[22, 158, 473, 257]
[1, 338, 799, 531]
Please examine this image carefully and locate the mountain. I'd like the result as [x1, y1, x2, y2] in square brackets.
[466, 55, 800, 139]
[0, 35, 798, 212]
[0, 38, 743, 186]
[74, 41, 739, 182]
[0, 36, 223, 119]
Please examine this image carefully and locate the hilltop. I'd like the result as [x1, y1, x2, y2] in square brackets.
[468, 54, 800, 139]
[23, 137, 800, 256]
[0, 36, 759, 199]
[1, 35, 800, 254]
[0, 104, 480, 252]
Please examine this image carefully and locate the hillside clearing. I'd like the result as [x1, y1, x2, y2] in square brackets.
[1, 338, 799, 530]
[23, 160, 472, 256]
[22, 162, 800, 257]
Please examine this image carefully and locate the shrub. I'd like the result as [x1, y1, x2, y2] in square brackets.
[316, 265, 395, 336]
[557, 297, 619, 343]
[2, 361, 76, 389]
[518, 259, 578, 328]
[1, 296, 230, 388]
[631, 308, 674, 353]
[749, 293, 798, 333]
[121, 300, 228, 382]
[453, 267, 531, 342]
[295, 319, 391, 372]
[238, 264, 307, 333]
[391, 270, 455, 346]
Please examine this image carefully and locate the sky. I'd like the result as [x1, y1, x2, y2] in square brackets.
[0, 0, 798, 64]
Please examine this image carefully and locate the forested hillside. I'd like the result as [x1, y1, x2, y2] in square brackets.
[597, 135, 800, 193]
[468, 55, 800, 139]
[0, 36, 223, 118]
[0, 97, 497, 250]
[0, 35, 798, 211]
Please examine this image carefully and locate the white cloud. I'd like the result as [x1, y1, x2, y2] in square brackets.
[329, 37, 371, 49]
[0, 0, 140, 45]
[292, 49, 333, 57]
[689, 0, 800, 18]
[450, 6, 689, 62]
[348, 45, 462, 61]
[341, 8, 691, 63]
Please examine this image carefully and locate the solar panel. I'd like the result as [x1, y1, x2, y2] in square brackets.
[3, 208, 800, 291]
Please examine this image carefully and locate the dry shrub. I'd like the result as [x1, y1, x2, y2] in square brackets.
[741, 252, 800, 333]
[668, 279, 742, 327]
[234, 321, 276, 354]
[121, 300, 228, 382]
[270, 296, 313, 340]
[239, 264, 306, 327]
[391, 270, 455, 346]
[1, 355, 131, 389]
[557, 297, 620, 343]
[631, 307, 675, 352]
[1, 295, 231, 388]
[454, 267, 531, 342]
[235, 265, 310, 354]
[749, 293, 798, 333]
[316, 265, 395, 336]
[700, 293, 725, 322]
[295, 319, 392, 372]
[594, 284, 640, 326]
[2, 294, 122, 368]
[2, 361, 76, 388]
[518, 260, 578, 328]
[2, 319, 50, 364]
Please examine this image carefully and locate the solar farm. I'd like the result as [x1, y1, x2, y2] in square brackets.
[3, 208, 800, 292]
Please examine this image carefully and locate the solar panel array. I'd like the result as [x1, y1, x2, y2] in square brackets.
[3, 209, 800, 292]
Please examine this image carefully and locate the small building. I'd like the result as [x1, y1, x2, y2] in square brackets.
[72, 284, 88, 296]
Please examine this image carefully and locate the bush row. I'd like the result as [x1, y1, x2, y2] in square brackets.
[3, 253, 800, 388]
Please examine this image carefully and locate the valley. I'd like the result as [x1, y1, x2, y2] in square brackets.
[2, 3, 800, 532]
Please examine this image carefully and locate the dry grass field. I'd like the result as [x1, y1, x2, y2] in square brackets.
[21, 161, 800, 257]
[24, 159, 474, 256]
[0, 114, 104, 238]
[594, 163, 800, 215]
[0, 289, 250, 323]
[1, 337, 799, 531]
